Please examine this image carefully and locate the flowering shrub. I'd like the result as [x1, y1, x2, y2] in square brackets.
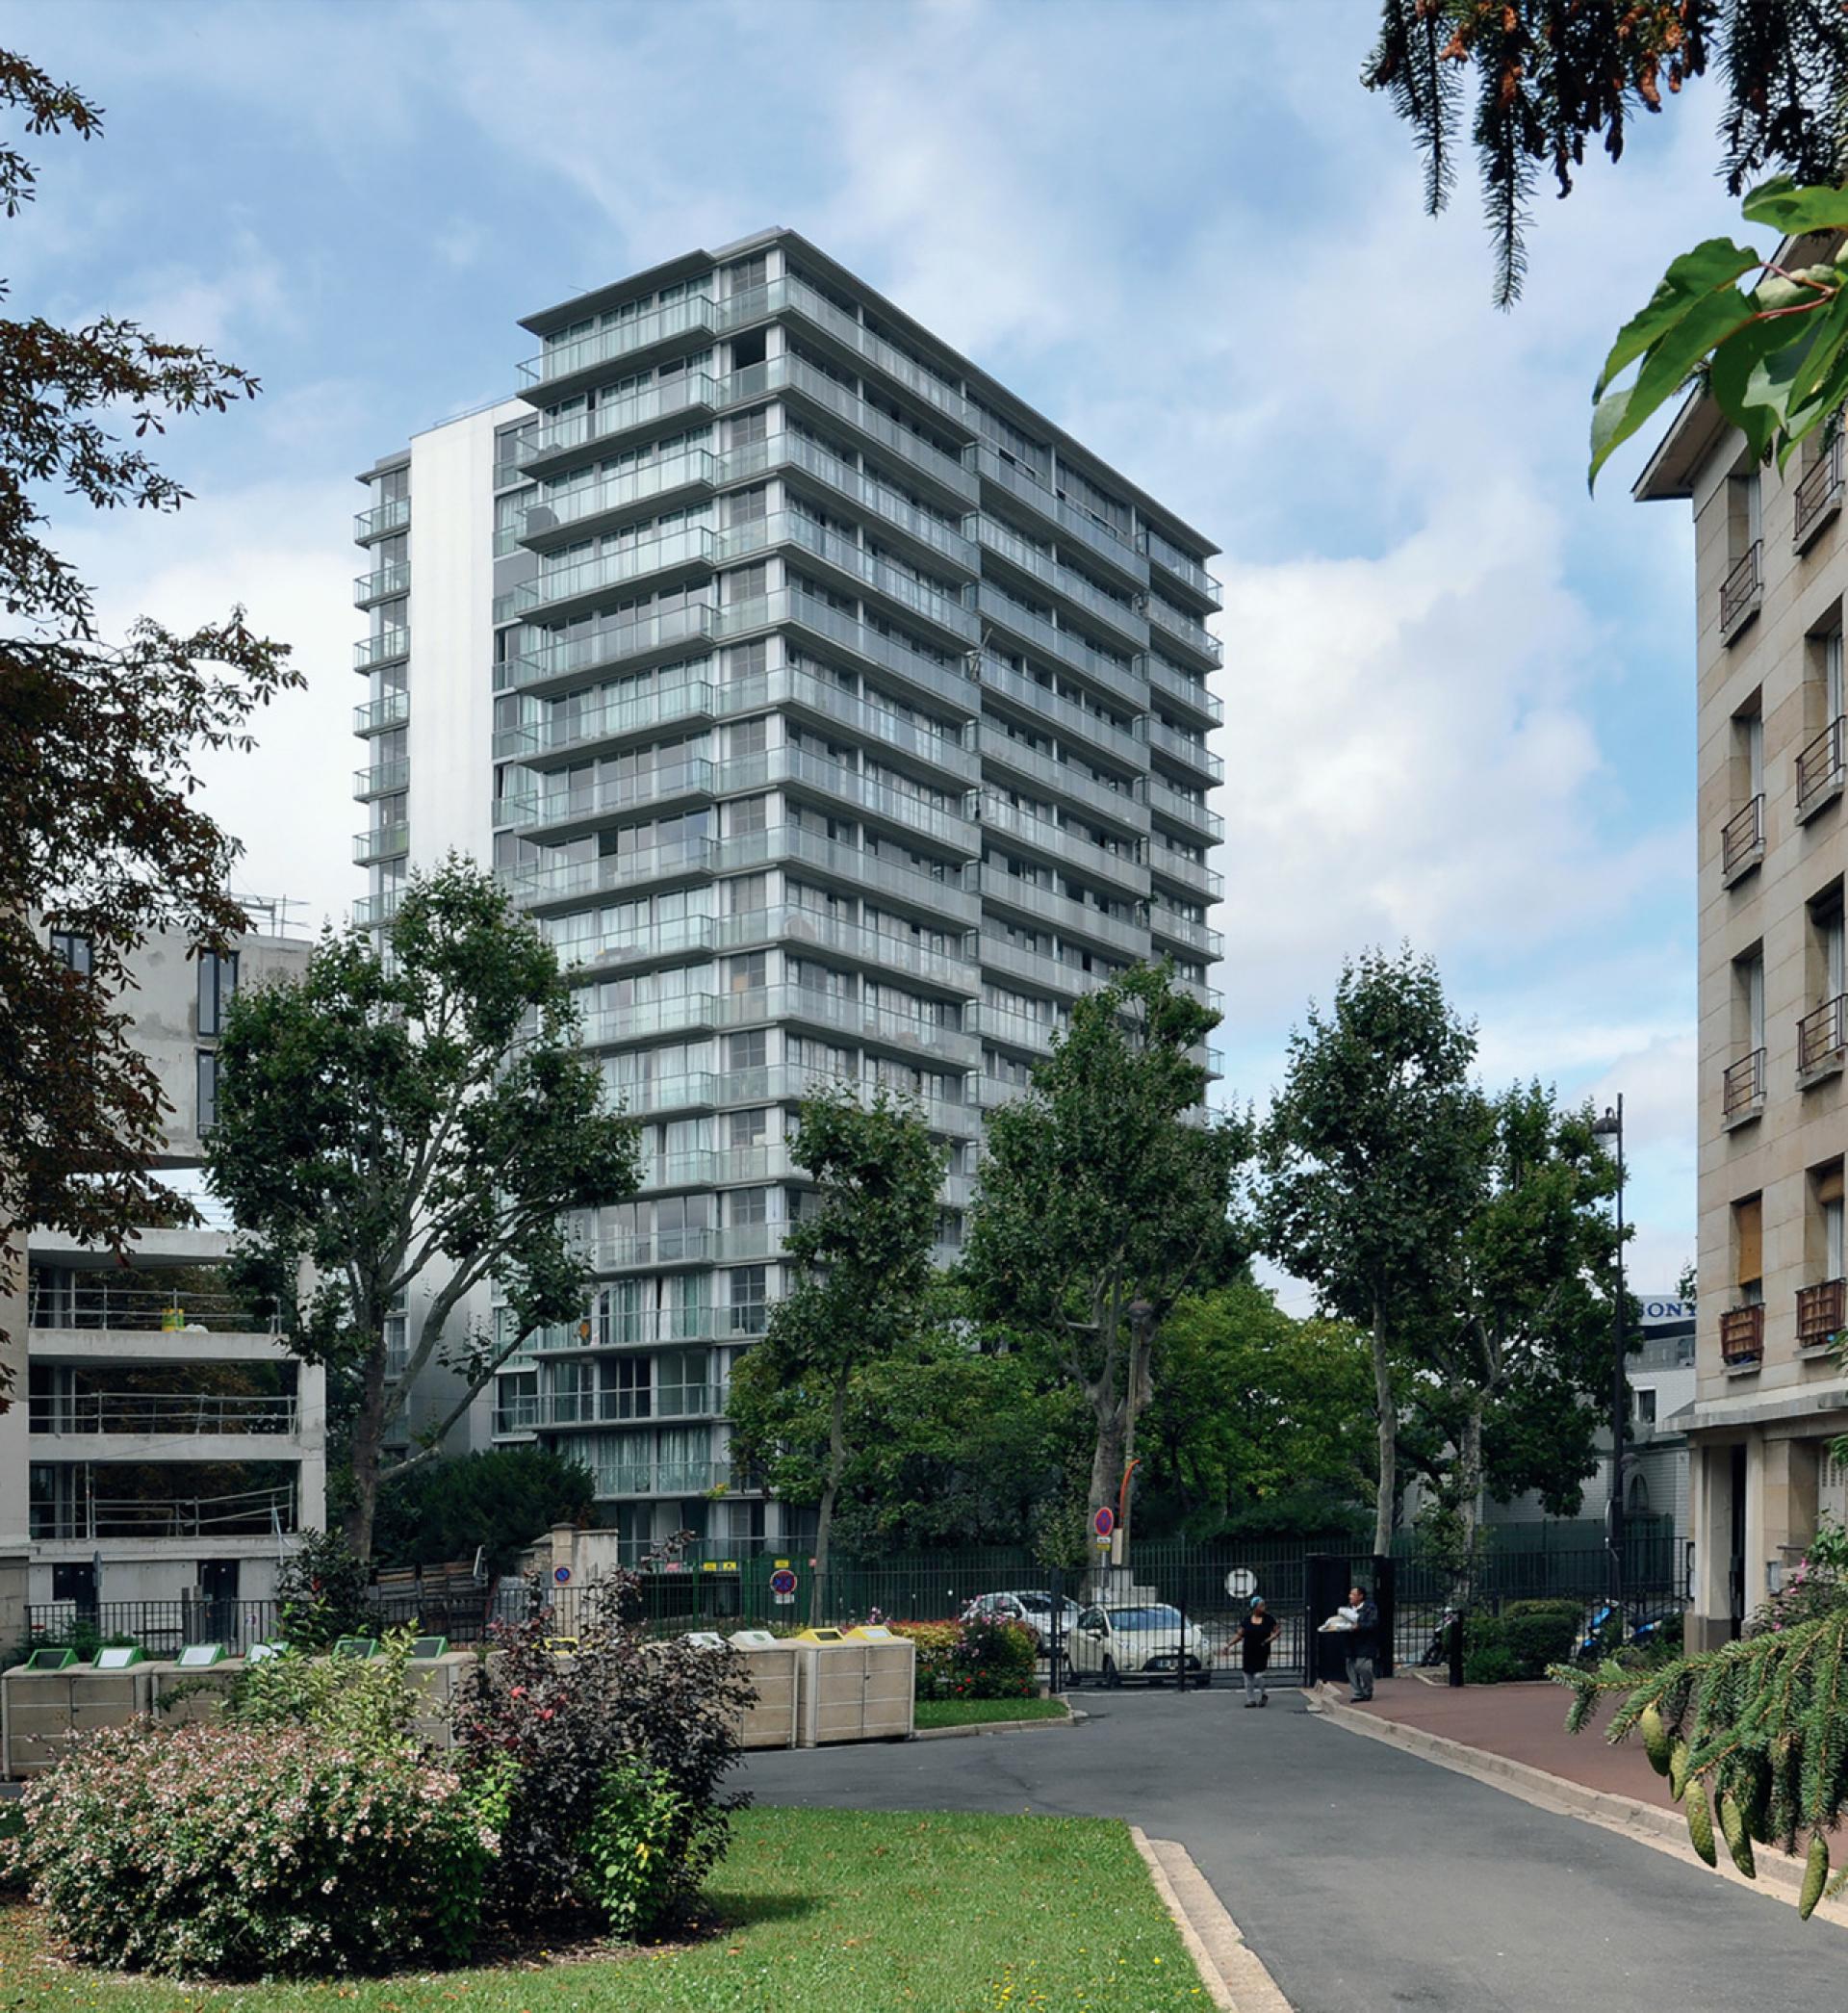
[453, 1573, 754, 1928]
[892, 1616, 1038, 1700]
[0, 1721, 492, 1977]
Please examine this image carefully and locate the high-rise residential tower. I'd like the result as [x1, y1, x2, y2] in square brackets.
[351, 230, 1225, 1561]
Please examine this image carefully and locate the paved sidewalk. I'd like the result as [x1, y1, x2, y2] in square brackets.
[1351, 1675, 1679, 1810]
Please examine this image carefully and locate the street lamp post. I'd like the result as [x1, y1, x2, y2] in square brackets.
[1593, 1099, 1627, 1632]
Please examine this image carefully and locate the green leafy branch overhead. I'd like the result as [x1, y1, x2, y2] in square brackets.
[1589, 178, 1848, 487]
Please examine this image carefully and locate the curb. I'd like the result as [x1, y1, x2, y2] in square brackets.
[1308, 1684, 1848, 1925]
[1130, 1825, 1293, 2011]
[911, 1707, 1078, 1741]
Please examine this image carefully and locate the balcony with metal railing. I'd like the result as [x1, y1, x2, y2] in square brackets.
[1796, 431, 1845, 551]
[1143, 653, 1222, 727]
[517, 293, 721, 397]
[976, 654, 1145, 769]
[497, 677, 718, 764]
[1798, 994, 1848, 1080]
[1720, 540, 1762, 639]
[353, 560, 409, 608]
[1797, 717, 1846, 823]
[1146, 775, 1224, 843]
[521, 449, 721, 549]
[1797, 1277, 1847, 1351]
[353, 689, 409, 736]
[1144, 591, 1223, 667]
[354, 496, 409, 543]
[353, 888, 402, 930]
[353, 757, 409, 800]
[973, 448, 1147, 589]
[777, 430, 979, 574]
[978, 795, 1149, 898]
[1148, 715, 1224, 784]
[1146, 835, 1223, 901]
[726, 510, 978, 647]
[976, 582, 1138, 696]
[354, 631, 410, 672]
[977, 730, 1147, 836]
[1720, 1302, 1764, 1369]
[499, 602, 719, 694]
[1149, 905, 1224, 961]
[1720, 793, 1765, 884]
[353, 822, 409, 865]
[976, 867, 1147, 958]
[28, 1281, 274, 1334]
[30, 1391, 299, 1436]
[1721, 1046, 1765, 1126]
[774, 354, 976, 503]
[513, 524, 719, 623]
[503, 835, 719, 910]
[30, 1478, 299, 1541]
[975, 516, 1148, 648]
[1139, 528, 1222, 608]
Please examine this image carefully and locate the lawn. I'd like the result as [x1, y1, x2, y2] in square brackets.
[0, 1803, 1205, 2011]
[913, 1695, 1071, 1728]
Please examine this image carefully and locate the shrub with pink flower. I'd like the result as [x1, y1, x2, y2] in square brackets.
[0, 1720, 492, 1977]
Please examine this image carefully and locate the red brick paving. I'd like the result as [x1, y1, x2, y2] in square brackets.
[1349, 1674, 1681, 1810]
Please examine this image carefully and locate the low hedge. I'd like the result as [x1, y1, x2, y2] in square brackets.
[889, 1616, 1037, 1701]
[1463, 1599, 1582, 1684]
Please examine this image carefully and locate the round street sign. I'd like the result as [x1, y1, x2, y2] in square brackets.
[1092, 1507, 1116, 1538]
[769, 1567, 799, 1596]
[1224, 1567, 1257, 1599]
[553, 1565, 572, 1586]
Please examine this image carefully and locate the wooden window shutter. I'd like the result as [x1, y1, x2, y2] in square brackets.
[1735, 1194, 1764, 1285]
[1818, 1165, 1845, 1206]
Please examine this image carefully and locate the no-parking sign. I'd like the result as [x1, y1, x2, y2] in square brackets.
[553, 1565, 572, 1586]
[1092, 1507, 1116, 1539]
[769, 1566, 798, 1606]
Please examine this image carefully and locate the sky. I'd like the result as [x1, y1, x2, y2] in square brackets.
[10, 0, 1751, 1292]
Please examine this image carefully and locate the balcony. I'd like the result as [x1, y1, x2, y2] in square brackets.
[354, 631, 410, 672]
[1147, 775, 1224, 844]
[747, 273, 972, 431]
[979, 795, 1149, 898]
[497, 678, 717, 764]
[1145, 592, 1223, 668]
[1149, 906, 1224, 961]
[1798, 994, 1848, 1081]
[604, 1071, 721, 1120]
[353, 888, 402, 930]
[976, 867, 1148, 958]
[353, 560, 409, 607]
[1796, 1277, 1846, 1351]
[729, 667, 978, 786]
[354, 496, 409, 543]
[1721, 1046, 1765, 1126]
[976, 653, 1146, 769]
[512, 524, 719, 623]
[720, 904, 979, 994]
[721, 823, 981, 925]
[499, 602, 719, 695]
[1148, 715, 1224, 785]
[732, 510, 978, 646]
[353, 690, 409, 736]
[976, 516, 1148, 648]
[775, 354, 976, 504]
[721, 983, 980, 1067]
[27, 1281, 272, 1333]
[973, 448, 1147, 589]
[517, 294, 721, 398]
[1146, 835, 1223, 901]
[520, 449, 721, 549]
[353, 821, 409, 865]
[1720, 540, 1762, 640]
[767, 584, 981, 717]
[1795, 432, 1844, 551]
[976, 582, 1138, 697]
[30, 1478, 298, 1541]
[1720, 1303, 1764, 1369]
[30, 1391, 299, 1435]
[777, 431, 979, 575]
[496, 756, 716, 838]
[353, 757, 409, 799]
[1797, 718, 1846, 823]
[517, 374, 725, 476]
[1144, 653, 1222, 727]
[978, 731, 1147, 836]
[503, 836, 719, 911]
[1720, 793, 1764, 885]
[1139, 528, 1222, 609]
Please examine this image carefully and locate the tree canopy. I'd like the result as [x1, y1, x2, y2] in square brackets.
[206, 856, 638, 1558]
[0, 49, 295, 1380]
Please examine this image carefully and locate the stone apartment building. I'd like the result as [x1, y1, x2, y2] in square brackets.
[0, 913, 328, 1635]
[1640, 358, 1848, 1646]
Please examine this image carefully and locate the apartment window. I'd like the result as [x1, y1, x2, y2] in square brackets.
[727, 952, 767, 994]
[1724, 946, 1766, 1121]
[725, 562, 767, 604]
[728, 794, 768, 837]
[730, 1264, 768, 1335]
[730, 1187, 770, 1227]
[728, 1030, 766, 1071]
[1634, 1388, 1658, 1426]
[727, 871, 768, 915]
[1736, 1194, 1764, 1304]
[1800, 621, 1848, 819]
[726, 716, 768, 759]
[1722, 701, 1766, 880]
[730, 1106, 768, 1148]
[195, 1049, 219, 1132]
[724, 410, 768, 451]
[1799, 882, 1848, 1078]
[49, 929, 92, 975]
[724, 486, 768, 528]
[1723, 469, 1764, 634]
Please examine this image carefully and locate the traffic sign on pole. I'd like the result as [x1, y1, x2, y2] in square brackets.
[1092, 1506, 1116, 1539]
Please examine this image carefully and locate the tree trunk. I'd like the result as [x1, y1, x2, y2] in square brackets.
[342, 1337, 389, 1562]
[1371, 1301, 1396, 1561]
[1451, 1397, 1485, 1603]
[809, 1374, 848, 1626]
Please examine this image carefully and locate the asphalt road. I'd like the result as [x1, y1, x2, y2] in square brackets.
[739, 1688, 1848, 2013]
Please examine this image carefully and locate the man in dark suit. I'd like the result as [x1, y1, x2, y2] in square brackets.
[1346, 1583, 1379, 1702]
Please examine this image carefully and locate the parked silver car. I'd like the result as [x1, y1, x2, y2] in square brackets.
[1065, 1602, 1211, 1687]
[964, 1588, 1083, 1652]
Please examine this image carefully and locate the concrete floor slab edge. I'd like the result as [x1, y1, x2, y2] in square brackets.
[1129, 1823, 1293, 2012]
[1309, 1688, 1848, 1929]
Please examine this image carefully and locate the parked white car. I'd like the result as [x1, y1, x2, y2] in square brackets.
[1065, 1602, 1211, 1687]
[964, 1588, 1082, 1652]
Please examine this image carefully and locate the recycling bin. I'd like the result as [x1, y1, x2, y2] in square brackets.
[790, 1625, 915, 1746]
[3, 1648, 156, 1775]
[400, 1643, 481, 1752]
[147, 1645, 242, 1729]
[725, 1629, 800, 1750]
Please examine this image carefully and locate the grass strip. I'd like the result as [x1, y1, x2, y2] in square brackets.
[913, 1696, 1070, 1729]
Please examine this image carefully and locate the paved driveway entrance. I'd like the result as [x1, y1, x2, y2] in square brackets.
[739, 1689, 1848, 2013]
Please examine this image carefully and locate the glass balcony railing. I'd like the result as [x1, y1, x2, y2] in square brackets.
[518, 294, 720, 390]
[500, 603, 719, 692]
[1149, 906, 1224, 961]
[719, 823, 980, 925]
[976, 654, 1144, 767]
[514, 524, 720, 620]
[741, 273, 970, 427]
[353, 757, 408, 798]
[1143, 653, 1222, 726]
[519, 375, 725, 469]
[495, 676, 717, 762]
[353, 689, 409, 736]
[496, 757, 717, 834]
[973, 448, 1146, 585]
[523, 449, 721, 542]
[775, 355, 975, 501]
[975, 517, 1147, 647]
[777, 431, 978, 572]
[1139, 528, 1223, 607]
[977, 730, 1147, 834]
[353, 888, 402, 930]
[1148, 715, 1224, 784]
[354, 631, 410, 671]
[353, 822, 409, 865]
[1146, 775, 1224, 843]
[718, 510, 977, 644]
[1146, 836, 1224, 901]
[976, 868, 1147, 957]
[354, 496, 410, 542]
[975, 582, 1136, 693]
[501, 836, 719, 908]
[1145, 593, 1223, 666]
[978, 795, 1147, 896]
[353, 560, 409, 606]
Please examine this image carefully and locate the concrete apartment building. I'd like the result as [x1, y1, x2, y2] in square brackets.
[352, 228, 1225, 1561]
[1, 915, 328, 1631]
[1641, 357, 1848, 1646]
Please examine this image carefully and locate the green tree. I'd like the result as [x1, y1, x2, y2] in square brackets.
[372, 1447, 596, 1576]
[1137, 1280, 1375, 1541]
[1402, 1082, 1628, 1566]
[961, 964, 1249, 1551]
[0, 51, 297, 1381]
[205, 857, 638, 1559]
[1366, 0, 1848, 306]
[1259, 946, 1480, 1559]
[727, 1084, 944, 1616]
